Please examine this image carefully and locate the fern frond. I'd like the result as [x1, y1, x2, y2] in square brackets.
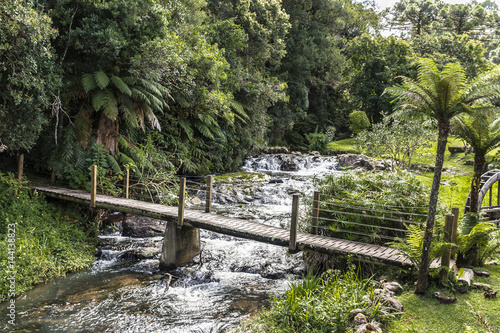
[180, 119, 194, 140]
[82, 73, 97, 93]
[195, 122, 215, 140]
[110, 75, 132, 96]
[102, 90, 119, 121]
[92, 90, 107, 111]
[74, 110, 92, 148]
[106, 154, 121, 173]
[94, 71, 110, 89]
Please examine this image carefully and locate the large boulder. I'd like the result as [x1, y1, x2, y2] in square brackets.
[337, 154, 375, 171]
[122, 214, 167, 237]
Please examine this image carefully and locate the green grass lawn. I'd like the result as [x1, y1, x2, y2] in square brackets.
[388, 264, 500, 333]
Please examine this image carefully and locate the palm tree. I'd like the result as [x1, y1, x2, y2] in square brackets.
[453, 114, 500, 213]
[385, 58, 500, 294]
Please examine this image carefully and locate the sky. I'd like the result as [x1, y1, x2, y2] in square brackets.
[374, 0, 500, 9]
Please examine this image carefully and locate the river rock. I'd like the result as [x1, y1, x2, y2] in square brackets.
[382, 281, 404, 295]
[122, 214, 167, 237]
[484, 290, 497, 298]
[473, 282, 492, 291]
[473, 269, 490, 277]
[128, 247, 160, 259]
[353, 313, 368, 326]
[434, 291, 457, 304]
[357, 322, 382, 333]
[100, 213, 126, 235]
[337, 154, 375, 171]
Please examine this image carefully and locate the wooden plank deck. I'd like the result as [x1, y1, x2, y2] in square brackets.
[31, 185, 412, 268]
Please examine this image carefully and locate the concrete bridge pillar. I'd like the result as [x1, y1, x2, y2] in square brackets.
[160, 221, 201, 269]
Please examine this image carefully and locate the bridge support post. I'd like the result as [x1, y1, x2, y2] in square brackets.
[160, 221, 201, 269]
[440, 214, 454, 282]
[311, 191, 320, 235]
[205, 175, 213, 213]
[90, 165, 97, 208]
[289, 194, 299, 253]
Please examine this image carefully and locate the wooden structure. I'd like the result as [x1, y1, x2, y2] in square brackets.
[31, 184, 412, 268]
[465, 169, 500, 224]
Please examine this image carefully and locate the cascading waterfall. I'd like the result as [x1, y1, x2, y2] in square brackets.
[1, 154, 339, 332]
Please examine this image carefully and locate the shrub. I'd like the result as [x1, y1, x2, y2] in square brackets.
[0, 173, 96, 301]
[349, 110, 370, 135]
[239, 268, 398, 332]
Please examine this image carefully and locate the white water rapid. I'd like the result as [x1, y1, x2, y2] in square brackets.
[1, 154, 339, 332]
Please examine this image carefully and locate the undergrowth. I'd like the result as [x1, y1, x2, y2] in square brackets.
[238, 267, 399, 333]
[0, 173, 97, 301]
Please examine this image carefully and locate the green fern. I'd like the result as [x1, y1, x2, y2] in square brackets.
[93, 70, 110, 89]
[180, 119, 194, 140]
[105, 154, 121, 173]
[82, 73, 97, 93]
[110, 75, 132, 96]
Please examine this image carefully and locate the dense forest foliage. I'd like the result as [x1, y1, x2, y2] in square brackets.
[2, 0, 500, 179]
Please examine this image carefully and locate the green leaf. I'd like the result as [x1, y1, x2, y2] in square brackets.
[110, 75, 132, 96]
[102, 90, 118, 120]
[106, 154, 121, 173]
[92, 90, 107, 111]
[94, 71, 110, 89]
[82, 73, 97, 93]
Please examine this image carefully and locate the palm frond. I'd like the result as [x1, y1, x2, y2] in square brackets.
[81, 73, 97, 93]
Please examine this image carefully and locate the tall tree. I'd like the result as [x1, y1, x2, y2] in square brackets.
[391, 0, 443, 36]
[385, 58, 500, 293]
[0, 0, 60, 153]
[439, 3, 487, 35]
[452, 114, 500, 213]
[346, 34, 416, 123]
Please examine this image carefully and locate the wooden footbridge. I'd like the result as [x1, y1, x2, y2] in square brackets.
[31, 184, 412, 268]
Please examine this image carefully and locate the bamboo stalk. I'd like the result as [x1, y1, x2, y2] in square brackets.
[90, 165, 97, 208]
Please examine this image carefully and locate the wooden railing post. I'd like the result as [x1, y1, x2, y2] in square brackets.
[17, 153, 24, 183]
[205, 175, 213, 213]
[311, 191, 320, 235]
[90, 165, 97, 208]
[124, 168, 130, 199]
[178, 177, 186, 226]
[451, 207, 459, 260]
[440, 213, 454, 282]
[289, 194, 299, 253]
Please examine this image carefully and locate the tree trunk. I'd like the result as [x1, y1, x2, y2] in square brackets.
[96, 113, 119, 156]
[415, 120, 450, 294]
[469, 154, 486, 213]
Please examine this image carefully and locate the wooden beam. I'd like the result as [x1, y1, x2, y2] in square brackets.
[311, 191, 320, 235]
[205, 175, 213, 213]
[90, 165, 97, 208]
[289, 194, 299, 253]
[178, 177, 186, 226]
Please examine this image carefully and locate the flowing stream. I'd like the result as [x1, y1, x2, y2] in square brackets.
[2, 154, 339, 332]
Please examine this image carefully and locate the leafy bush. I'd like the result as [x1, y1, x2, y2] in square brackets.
[239, 268, 398, 332]
[315, 170, 439, 245]
[305, 126, 336, 154]
[456, 213, 500, 266]
[0, 173, 96, 301]
[349, 110, 370, 135]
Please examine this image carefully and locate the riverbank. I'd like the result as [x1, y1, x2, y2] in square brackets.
[0, 173, 97, 302]
[241, 141, 499, 332]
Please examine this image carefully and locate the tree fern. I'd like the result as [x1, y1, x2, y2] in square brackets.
[180, 119, 194, 140]
[102, 90, 119, 121]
